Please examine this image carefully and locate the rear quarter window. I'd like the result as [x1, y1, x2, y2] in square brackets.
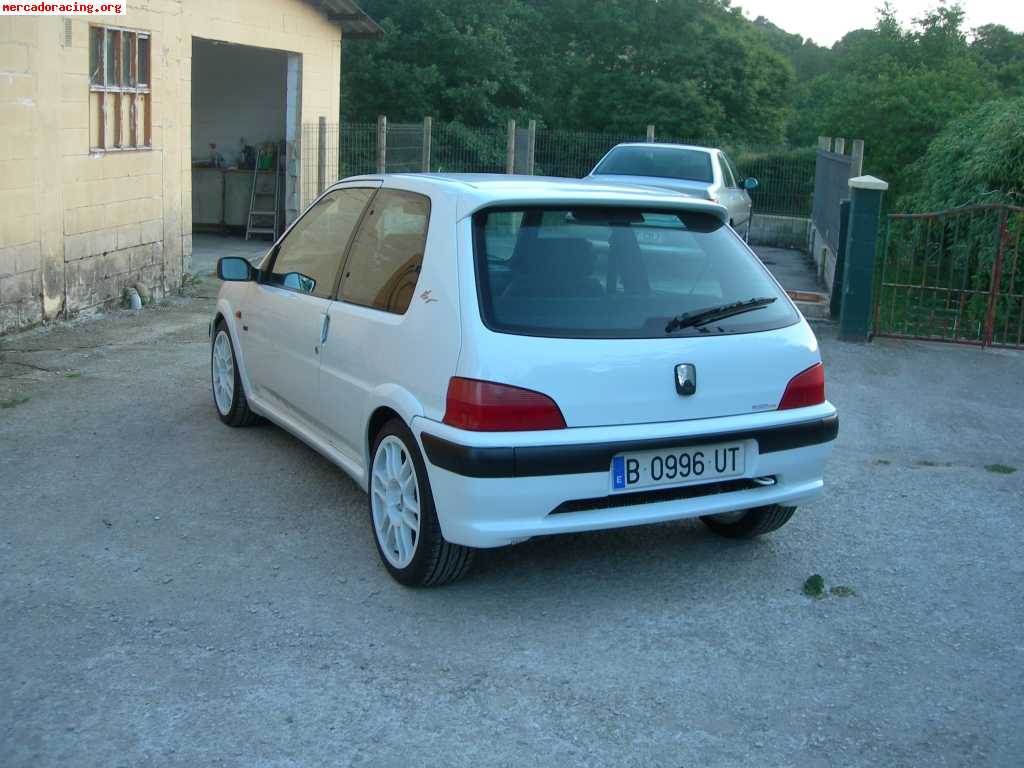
[339, 189, 430, 314]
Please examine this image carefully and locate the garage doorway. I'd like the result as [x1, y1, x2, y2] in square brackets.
[190, 38, 301, 275]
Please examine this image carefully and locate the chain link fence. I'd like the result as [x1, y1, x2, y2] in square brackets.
[302, 119, 818, 244]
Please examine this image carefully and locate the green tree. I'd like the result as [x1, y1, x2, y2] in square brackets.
[899, 97, 1024, 211]
[970, 24, 1024, 94]
[342, 0, 796, 143]
[341, 0, 537, 125]
[521, 0, 795, 142]
[752, 15, 831, 82]
[786, 3, 998, 195]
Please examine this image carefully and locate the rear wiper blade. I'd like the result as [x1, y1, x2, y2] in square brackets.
[665, 296, 777, 334]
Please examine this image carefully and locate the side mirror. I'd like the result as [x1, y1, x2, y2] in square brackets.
[217, 257, 254, 282]
[743, 177, 759, 191]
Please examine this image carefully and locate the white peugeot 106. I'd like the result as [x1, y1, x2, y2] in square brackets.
[211, 174, 837, 586]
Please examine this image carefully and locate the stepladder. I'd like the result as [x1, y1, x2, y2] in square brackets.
[245, 144, 281, 240]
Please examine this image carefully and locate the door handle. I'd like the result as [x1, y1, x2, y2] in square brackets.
[320, 314, 331, 345]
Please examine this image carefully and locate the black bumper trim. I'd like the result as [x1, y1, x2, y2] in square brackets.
[421, 414, 838, 479]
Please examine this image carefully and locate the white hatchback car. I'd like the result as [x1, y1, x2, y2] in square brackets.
[211, 174, 837, 586]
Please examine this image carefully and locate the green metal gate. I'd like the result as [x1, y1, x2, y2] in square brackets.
[874, 204, 1024, 348]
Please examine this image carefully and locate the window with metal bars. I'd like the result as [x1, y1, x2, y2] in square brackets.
[89, 26, 152, 151]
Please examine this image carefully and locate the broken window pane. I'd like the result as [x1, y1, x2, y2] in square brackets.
[89, 27, 103, 85]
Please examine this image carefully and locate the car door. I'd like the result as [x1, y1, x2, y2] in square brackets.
[318, 188, 432, 460]
[240, 186, 376, 429]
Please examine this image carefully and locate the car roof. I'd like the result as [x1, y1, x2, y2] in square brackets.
[332, 173, 728, 221]
[608, 142, 716, 153]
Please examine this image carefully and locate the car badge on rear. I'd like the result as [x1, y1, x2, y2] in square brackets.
[675, 364, 697, 396]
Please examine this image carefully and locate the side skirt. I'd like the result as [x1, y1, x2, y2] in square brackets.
[248, 394, 367, 491]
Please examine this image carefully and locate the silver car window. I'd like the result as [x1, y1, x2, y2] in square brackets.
[720, 153, 738, 188]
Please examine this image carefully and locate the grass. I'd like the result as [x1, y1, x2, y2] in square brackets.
[0, 395, 30, 409]
[804, 575, 857, 599]
[913, 459, 953, 468]
[802, 574, 825, 599]
[984, 463, 1017, 475]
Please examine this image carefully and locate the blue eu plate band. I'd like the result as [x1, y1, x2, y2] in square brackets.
[612, 456, 626, 489]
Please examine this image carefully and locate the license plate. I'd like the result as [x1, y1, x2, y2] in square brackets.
[611, 442, 745, 492]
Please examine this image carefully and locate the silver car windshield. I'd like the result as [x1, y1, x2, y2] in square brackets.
[594, 147, 714, 183]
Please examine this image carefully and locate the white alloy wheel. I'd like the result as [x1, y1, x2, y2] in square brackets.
[370, 435, 421, 569]
[212, 330, 235, 416]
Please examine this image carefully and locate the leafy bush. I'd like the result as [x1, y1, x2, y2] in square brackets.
[898, 98, 1024, 211]
[727, 145, 817, 217]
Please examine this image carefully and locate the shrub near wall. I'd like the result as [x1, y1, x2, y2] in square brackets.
[878, 99, 1024, 345]
[899, 98, 1024, 212]
[727, 145, 817, 218]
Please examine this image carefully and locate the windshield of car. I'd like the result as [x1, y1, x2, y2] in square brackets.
[473, 206, 797, 339]
[593, 146, 714, 183]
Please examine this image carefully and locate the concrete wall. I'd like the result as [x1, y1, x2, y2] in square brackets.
[747, 214, 813, 252]
[0, 0, 342, 334]
[191, 39, 287, 164]
[810, 223, 840, 295]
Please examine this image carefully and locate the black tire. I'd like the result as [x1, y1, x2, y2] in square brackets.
[211, 321, 260, 427]
[700, 504, 796, 539]
[369, 418, 474, 586]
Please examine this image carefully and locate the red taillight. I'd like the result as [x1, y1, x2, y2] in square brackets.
[442, 377, 566, 431]
[778, 363, 825, 410]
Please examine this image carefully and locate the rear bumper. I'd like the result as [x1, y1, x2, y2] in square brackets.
[412, 405, 837, 548]
[421, 414, 837, 478]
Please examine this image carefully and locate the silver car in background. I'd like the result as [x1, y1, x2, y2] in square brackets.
[585, 143, 759, 234]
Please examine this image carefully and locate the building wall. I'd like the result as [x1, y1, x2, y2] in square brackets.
[0, 0, 342, 334]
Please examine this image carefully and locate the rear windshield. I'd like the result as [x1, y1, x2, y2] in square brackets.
[472, 207, 798, 339]
[594, 146, 714, 183]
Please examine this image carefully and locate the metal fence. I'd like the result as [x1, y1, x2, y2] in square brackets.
[812, 149, 854, 255]
[384, 122, 424, 173]
[339, 122, 376, 179]
[875, 204, 1024, 348]
[301, 121, 339, 206]
[531, 128, 644, 179]
[302, 119, 818, 222]
[430, 123, 507, 174]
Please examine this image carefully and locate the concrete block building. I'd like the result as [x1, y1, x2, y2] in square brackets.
[0, 0, 379, 333]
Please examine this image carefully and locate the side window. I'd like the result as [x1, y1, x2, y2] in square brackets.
[719, 153, 737, 188]
[339, 189, 430, 314]
[269, 188, 374, 299]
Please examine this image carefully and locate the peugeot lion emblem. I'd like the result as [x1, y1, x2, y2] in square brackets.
[675, 364, 697, 396]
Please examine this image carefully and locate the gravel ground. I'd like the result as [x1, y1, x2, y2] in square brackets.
[1, 284, 1022, 768]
